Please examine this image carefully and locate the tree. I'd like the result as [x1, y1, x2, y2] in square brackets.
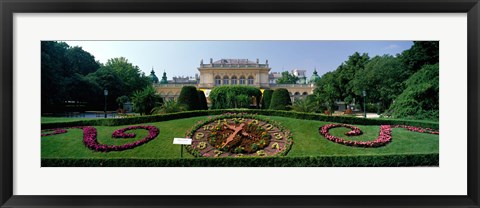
[131, 86, 163, 115]
[269, 88, 292, 110]
[314, 71, 340, 114]
[178, 86, 201, 111]
[41, 41, 100, 113]
[387, 64, 439, 120]
[351, 55, 409, 112]
[335, 52, 370, 107]
[261, 89, 274, 109]
[65, 46, 100, 75]
[101, 57, 151, 97]
[276, 71, 299, 84]
[400, 41, 439, 74]
[197, 90, 208, 110]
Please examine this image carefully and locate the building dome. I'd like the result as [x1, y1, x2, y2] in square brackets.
[149, 69, 159, 84]
[160, 70, 169, 84]
[310, 68, 320, 83]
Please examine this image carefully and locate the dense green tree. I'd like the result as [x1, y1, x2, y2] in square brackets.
[101, 57, 151, 97]
[387, 64, 439, 120]
[197, 90, 208, 110]
[276, 71, 299, 84]
[261, 89, 274, 109]
[131, 86, 163, 115]
[335, 52, 370, 107]
[41, 41, 100, 113]
[313, 71, 340, 114]
[178, 86, 201, 111]
[65, 46, 100, 75]
[269, 88, 292, 110]
[86, 67, 125, 110]
[351, 55, 409, 112]
[400, 41, 439, 74]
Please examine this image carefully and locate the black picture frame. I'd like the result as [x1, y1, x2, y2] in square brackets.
[1, 0, 479, 207]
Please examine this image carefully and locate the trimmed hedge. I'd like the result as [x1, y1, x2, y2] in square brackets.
[177, 86, 200, 111]
[269, 88, 292, 110]
[42, 109, 439, 129]
[261, 89, 273, 109]
[197, 90, 208, 110]
[42, 153, 438, 167]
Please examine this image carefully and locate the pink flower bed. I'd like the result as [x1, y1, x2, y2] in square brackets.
[320, 124, 391, 147]
[82, 125, 159, 152]
[319, 123, 438, 148]
[41, 128, 67, 137]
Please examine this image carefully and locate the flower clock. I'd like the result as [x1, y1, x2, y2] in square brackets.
[319, 123, 439, 148]
[186, 113, 293, 157]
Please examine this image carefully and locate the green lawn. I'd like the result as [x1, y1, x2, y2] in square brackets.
[42, 117, 97, 123]
[41, 115, 439, 159]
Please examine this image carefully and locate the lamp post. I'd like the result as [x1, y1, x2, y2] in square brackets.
[362, 90, 366, 118]
[104, 89, 108, 118]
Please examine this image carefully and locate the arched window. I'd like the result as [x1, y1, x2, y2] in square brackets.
[215, 76, 221, 86]
[247, 76, 254, 85]
[231, 76, 237, 85]
[239, 76, 246, 85]
[302, 92, 308, 95]
[223, 75, 229, 85]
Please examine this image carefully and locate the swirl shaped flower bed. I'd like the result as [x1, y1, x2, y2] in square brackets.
[319, 123, 439, 148]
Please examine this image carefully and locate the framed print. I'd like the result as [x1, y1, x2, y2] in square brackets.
[1, 0, 479, 207]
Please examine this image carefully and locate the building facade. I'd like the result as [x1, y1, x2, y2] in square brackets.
[154, 58, 317, 103]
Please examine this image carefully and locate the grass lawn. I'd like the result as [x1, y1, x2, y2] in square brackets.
[41, 115, 439, 159]
[42, 117, 97, 123]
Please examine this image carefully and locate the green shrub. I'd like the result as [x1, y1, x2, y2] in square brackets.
[269, 88, 292, 110]
[261, 89, 273, 109]
[42, 153, 438, 167]
[387, 64, 439, 121]
[177, 86, 200, 111]
[151, 99, 187, 114]
[131, 86, 163, 115]
[209, 86, 261, 109]
[197, 90, 208, 110]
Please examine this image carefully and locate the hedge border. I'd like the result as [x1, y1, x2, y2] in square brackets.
[42, 109, 439, 129]
[41, 153, 439, 167]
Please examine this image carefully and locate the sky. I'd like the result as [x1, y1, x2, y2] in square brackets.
[64, 41, 414, 79]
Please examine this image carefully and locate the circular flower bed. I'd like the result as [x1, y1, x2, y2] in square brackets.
[41, 128, 68, 137]
[81, 125, 159, 152]
[186, 113, 293, 157]
[319, 123, 439, 148]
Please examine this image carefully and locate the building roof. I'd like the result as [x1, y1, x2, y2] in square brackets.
[199, 58, 269, 68]
[213, 59, 256, 65]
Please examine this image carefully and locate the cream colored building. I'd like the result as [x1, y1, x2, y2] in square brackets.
[154, 58, 317, 103]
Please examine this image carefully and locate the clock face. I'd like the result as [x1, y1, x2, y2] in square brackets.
[188, 116, 292, 157]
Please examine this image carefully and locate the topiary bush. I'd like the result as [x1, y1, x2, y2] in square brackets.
[197, 90, 208, 110]
[269, 88, 292, 110]
[261, 89, 273, 109]
[177, 86, 200, 111]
